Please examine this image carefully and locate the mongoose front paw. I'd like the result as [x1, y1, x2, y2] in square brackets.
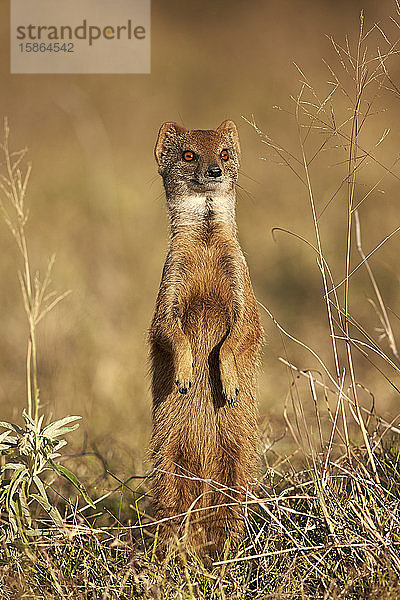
[175, 378, 192, 395]
[175, 346, 193, 395]
[219, 345, 240, 407]
[222, 386, 240, 407]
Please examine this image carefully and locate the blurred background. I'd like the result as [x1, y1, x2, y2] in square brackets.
[0, 0, 399, 489]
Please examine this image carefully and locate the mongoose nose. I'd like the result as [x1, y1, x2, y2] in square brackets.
[207, 166, 222, 178]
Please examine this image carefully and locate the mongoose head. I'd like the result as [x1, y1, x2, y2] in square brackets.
[155, 120, 240, 199]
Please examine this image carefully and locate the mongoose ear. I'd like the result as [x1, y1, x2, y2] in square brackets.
[217, 120, 240, 156]
[155, 122, 187, 166]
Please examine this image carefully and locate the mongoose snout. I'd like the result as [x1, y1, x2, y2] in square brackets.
[207, 165, 222, 178]
[149, 119, 262, 556]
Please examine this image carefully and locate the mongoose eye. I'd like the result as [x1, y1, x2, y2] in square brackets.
[220, 149, 229, 161]
[182, 150, 196, 162]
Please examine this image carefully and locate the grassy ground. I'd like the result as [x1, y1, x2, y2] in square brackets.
[1, 432, 400, 599]
[2, 2, 400, 598]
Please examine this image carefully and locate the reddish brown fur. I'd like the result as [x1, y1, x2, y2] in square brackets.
[149, 121, 262, 556]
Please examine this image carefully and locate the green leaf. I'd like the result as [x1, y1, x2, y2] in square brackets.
[0, 422, 24, 435]
[1, 462, 25, 472]
[37, 414, 44, 430]
[0, 430, 13, 444]
[42, 416, 81, 439]
[32, 494, 64, 528]
[10, 491, 32, 529]
[6, 466, 28, 511]
[22, 410, 35, 427]
[45, 424, 80, 440]
[0, 421, 14, 429]
[31, 492, 51, 512]
[49, 460, 95, 509]
[18, 486, 32, 524]
[33, 475, 49, 503]
[54, 440, 67, 451]
[0, 439, 17, 451]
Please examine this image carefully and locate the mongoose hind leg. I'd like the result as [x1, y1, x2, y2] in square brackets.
[152, 453, 205, 546]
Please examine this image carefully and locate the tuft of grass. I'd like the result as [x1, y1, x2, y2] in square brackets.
[0, 119, 94, 541]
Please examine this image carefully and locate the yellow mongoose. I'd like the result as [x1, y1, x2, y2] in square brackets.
[149, 120, 262, 555]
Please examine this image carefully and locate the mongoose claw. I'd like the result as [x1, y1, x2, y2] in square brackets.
[227, 396, 236, 407]
[175, 379, 192, 395]
[223, 386, 240, 407]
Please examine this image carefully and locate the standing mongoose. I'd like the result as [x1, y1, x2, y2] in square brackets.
[149, 120, 262, 555]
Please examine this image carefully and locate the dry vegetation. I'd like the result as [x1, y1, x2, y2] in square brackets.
[1, 1, 400, 598]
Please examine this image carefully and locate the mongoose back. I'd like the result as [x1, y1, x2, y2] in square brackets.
[149, 120, 262, 555]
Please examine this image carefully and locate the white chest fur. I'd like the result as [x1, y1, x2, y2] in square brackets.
[170, 194, 236, 226]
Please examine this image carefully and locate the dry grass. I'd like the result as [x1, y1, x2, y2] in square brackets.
[1, 3, 400, 599]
